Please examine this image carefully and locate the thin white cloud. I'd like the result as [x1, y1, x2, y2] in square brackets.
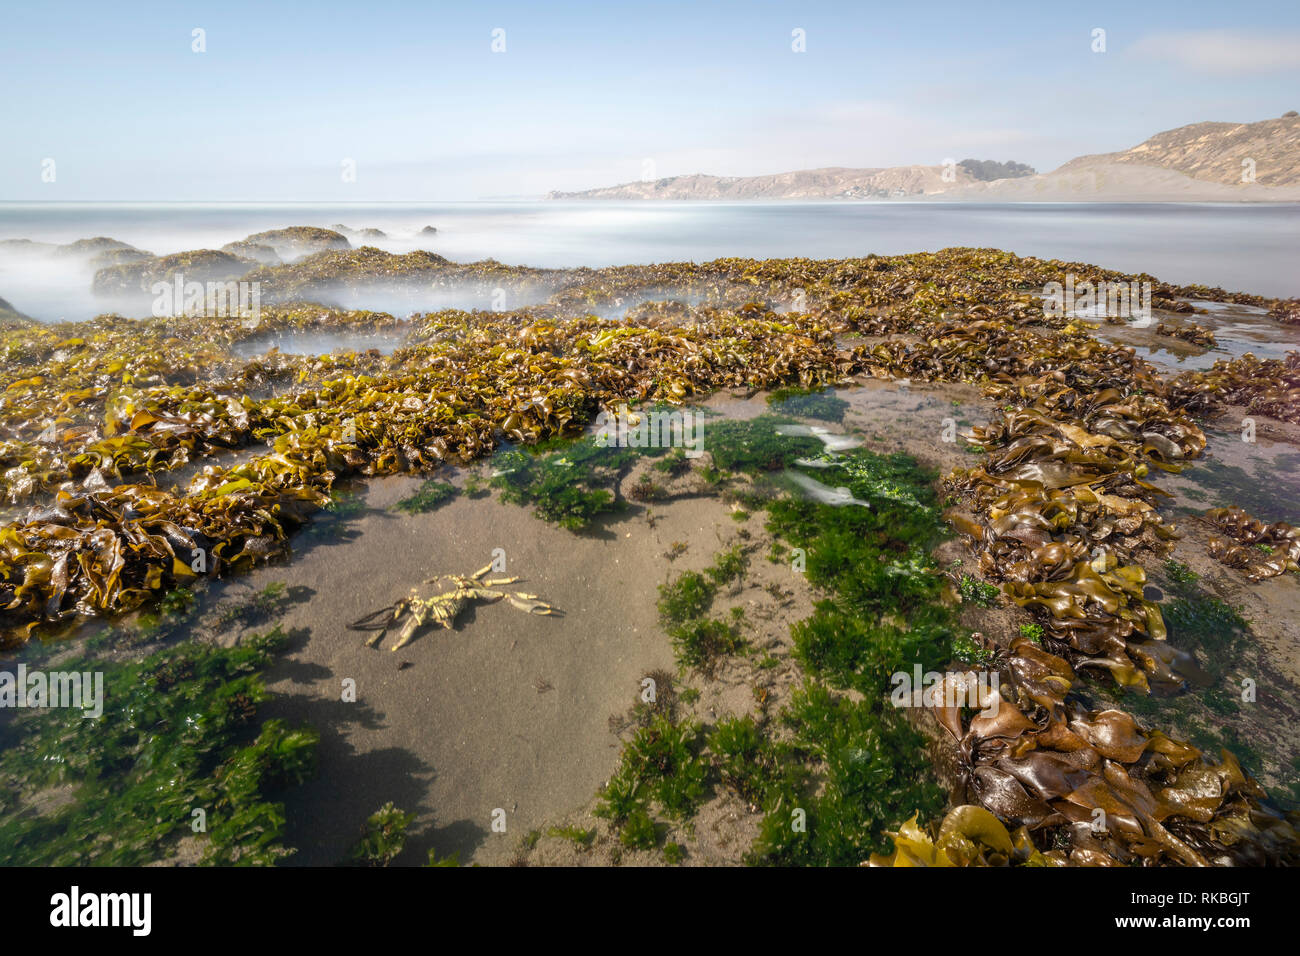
[1130, 30, 1300, 75]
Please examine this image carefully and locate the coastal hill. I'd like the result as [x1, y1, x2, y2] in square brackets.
[547, 163, 998, 200]
[548, 114, 1300, 201]
[1059, 114, 1300, 186]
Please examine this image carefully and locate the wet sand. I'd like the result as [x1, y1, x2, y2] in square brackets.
[218, 451, 822, 864]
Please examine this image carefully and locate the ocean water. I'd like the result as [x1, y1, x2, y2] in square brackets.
[1, 201, 1297, 322]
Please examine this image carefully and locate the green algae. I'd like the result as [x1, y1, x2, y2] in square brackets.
[1017, 622, 1044, 644]
[658, 571, 718, 630]
[668, 618, 746, 675]
[748, 682, 946, 866]
[708, 715, 798, 806]
[596, 713, 711, 846]
[215, 580, 295, 633]
[546, 824, 595, 849]
[743, 443, 955, 863]
[393, 478, 458, 514]
[0, 627, 317, 865]
[705, 543, 749, 586]
[606, 424, 959, 864]
[783, 485, 957, 688]
[703, 415, 823, 475]
[490, 437, 652, 531]
[958, 574, 1001, 608]
[657, 544, 761, 675]
[662, 841, 686, 863]
[349, 801, 416, 866]
[952, 632, 997, 666]
[766, 386, 849, 423]
[1161, 573, 1250, 679]
[618, 808, 658, 849]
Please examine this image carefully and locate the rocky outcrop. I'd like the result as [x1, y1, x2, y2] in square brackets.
[0, 239, 56, 256]
[238, 227, 350, 261]
[220, 240, 283, 266]
[89, 247, 155, 270]
[242, 247, 455, 299]
[0, 237, 145, 262]
[330, 225, 389, 240]
[92, 250, 255, 297]
[0, 295, 32, 327]
[52, 237, 138, 259]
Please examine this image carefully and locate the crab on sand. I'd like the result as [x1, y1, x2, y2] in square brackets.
[348, 561, 559, 651]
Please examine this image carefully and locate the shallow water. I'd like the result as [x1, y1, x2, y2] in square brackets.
[1165, 431, 1300, 526]
[232, 329, 408, 358]
[1092, 300, 1299, 375]
[1194, 314, 1298, 367]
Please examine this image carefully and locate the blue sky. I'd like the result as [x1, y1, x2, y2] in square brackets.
[2, 0, 1297, 200]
